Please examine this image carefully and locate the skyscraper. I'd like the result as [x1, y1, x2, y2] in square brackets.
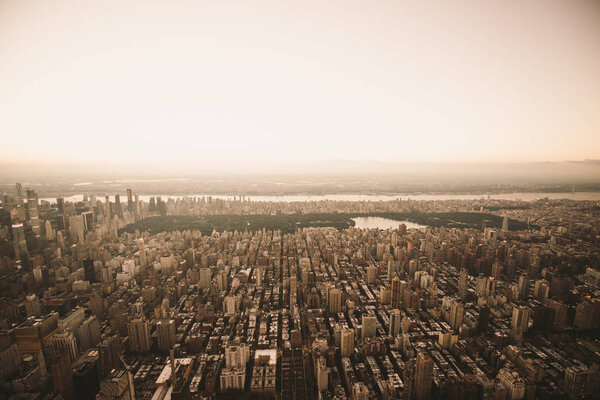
[126, 188, 133, 213]
[114, 194, 123, 218]
[367, 265, 377, 284]
[415, 352, 433, 400]
[340, 328, 355, 357]
[458, 268, 468, 299]
[156, 319, 176, 352]
[449, 300, 464, 331]
[199, 267, 212, 289]
[389, 309, 401, 337]
[361, 315, 377, 341]
[518, 275, 529, 299]
[502, 216, 509, 231]
[51, 347, 75, 400]
[328, 287, 342, 314]
[127, 318, 151, 352]
[391, 275, 402, 308]
[26, 189, 40, 236]
[511, 305, 531, 334]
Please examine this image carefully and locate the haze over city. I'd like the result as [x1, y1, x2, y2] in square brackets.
[1, 0, 600, 176]
[1, 2, 600, 400]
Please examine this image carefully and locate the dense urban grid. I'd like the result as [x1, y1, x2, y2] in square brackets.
[0, 184, 599, 400]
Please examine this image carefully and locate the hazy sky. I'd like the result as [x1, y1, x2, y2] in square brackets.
[1, 0, 599, 170]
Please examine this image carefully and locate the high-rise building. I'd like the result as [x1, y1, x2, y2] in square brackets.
[255, 266, 263, 287]
[458, 268, 468, 299]
[90, 292, 105, 320]
[389, 309, 401, 337]
[51, 348, 75, 400]
[77, 316, 101, 352]
[127, 318, 151, 352]
[502, 216, 509, 231]
[0, 342, 21, 380]
[45, 220, 55, 240]
[24, 294, 41, 316]
[82, 210, 94, 231]
[134, 194, 140, 219]
[114, 195, 123, 218]
[11, 222, 28, 261]
[449, 300, 464, 331]
[340, 328, 355, 357]
[68, 215, 85, 243]
[225, 344, 250, 369]
[97, 336, 120, 378]
[511, 305, 531, 334]
[126, 189, 133, 213]
[549, 300, 568, 331]
[51, 331, 78, 363]
[327, 287, 342, 314]
[138, 238, 147, 269]
[361, 315, 377, 341]
[497, 368, 526, 400]
[26, 189, 41, 236]
[415, 352, 433, 400]
[367, 265, 377, 284]
[97, 369, 134, 400]
[199, 267, 212, 289]
[84, 258, 96, 283]
[438, 331, 458, 349]
[104, 196, 112, 220]
[574, 300, 594, 330]
[156, 319, 176, 352]
[391, 276, 402, 308]
[518, 275, 529, 299]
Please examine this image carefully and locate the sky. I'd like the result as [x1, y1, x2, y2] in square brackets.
[1, 0, 599, 173]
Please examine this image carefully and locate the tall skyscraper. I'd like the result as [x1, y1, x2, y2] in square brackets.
[225, 343, 250, 368]
[391, 276, 402, 308]
[84, 258, 96, 283]
[449, 300, 464, 331]
[367, 265, 377, 284]
[98, 369, 134, 400]
[97, 336, 120, 378]
[127, 318, 151, 352]
[26, 189, 41, 236]
[138, 238, 147, 269]
[11, 222, 28, 261]
[156, 319, 176, 352]
[328, 287, 342, 314]
[340, 328, 355, 357]
[458, 268, 468, 299]
[511, 305, 531, 334]
[199, 267, 212, 289]
[114, 194, 123, 218]
[104, 196, 111, 220]
[51, 348, 75, 400]
[68, 215, 85, 243]
[126, 188, 133, 213]
[361, 315, 377, 341]
[518, 275, 529, 299]
[502, 216, 509, 231]
[415, 352, 433, 400]
[51, 331, 78, 363]
[389, 309, 401, 337]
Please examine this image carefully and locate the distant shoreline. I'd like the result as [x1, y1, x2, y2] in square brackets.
[38, 191, 600, 204]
